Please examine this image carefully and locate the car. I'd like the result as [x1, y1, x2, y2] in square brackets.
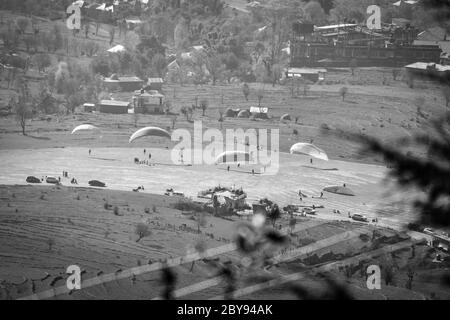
[88, 180, 106, 187]
[46, 177, 59, 184]
[303, 207, 316, 215]
[26, 176, 41, 183]
[351, 214, 368, 222]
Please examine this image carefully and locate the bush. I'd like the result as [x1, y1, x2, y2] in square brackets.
[135, 223, 151, 242]
[172, 199, 204, 212]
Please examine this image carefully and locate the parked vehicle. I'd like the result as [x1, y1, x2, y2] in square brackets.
[88, 180, 106, 187]
[351, 214, 368, 222]
[26, 176, 41, 183]
[46, 177, 59, 184]
[303, 207, 316, 215]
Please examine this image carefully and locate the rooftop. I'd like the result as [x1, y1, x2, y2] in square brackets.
[104, 76, 143, 83]
[404, 62, 450, 72]
[99, 100, 130, 107]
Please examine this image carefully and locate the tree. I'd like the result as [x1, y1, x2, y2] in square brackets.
[14, 99, 32, 135]
[271, 63, 283, 87]
[200, 99, 208, 116]
[242, 83, 250, 101]
[339, 86, 348, 101]
[41, 32, 55, 52]
[206, 54, 225, 85]
[303, 1, 327, 25]
[135, 223, 151, 242]
[23, 35, 37, 53]
[152, 54, 167, 77]
[349, 58, 358, 76]
[133, 110, 139, 127]
[34, 54, 51, 73]
[53, 25, 63, 52]
[256, 87, 264, 107]
[16, 17, 29, 34]
[13, 77, 33, 135]
[267, 204, 281, 228]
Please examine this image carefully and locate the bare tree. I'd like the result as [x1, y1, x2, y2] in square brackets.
[242, 83, 250, 101]
[135, 223, 151, 242]
[443, 86, 450, 107]
[256, 87, 264, 107]
[339, 86, 348, 101]
[200, 99, 208, 116]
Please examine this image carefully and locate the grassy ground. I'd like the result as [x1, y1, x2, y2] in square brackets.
[1, 185, 447, 300]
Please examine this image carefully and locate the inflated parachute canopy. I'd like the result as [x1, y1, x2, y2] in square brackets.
[290, 142, 329, 161]
[215, 151, 252, 164]
[71, 124, 100, 134]
[129, 126, 171, 143]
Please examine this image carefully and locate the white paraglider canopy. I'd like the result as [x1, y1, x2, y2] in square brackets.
[71, 124, 100, 134]
[215, 150, 252, 164]
[129, 126, 171, 143]
[290, 142, 329, 161]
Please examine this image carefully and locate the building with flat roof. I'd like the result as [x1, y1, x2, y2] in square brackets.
[103, 76, 144, 92]
[98, 100, 130, 114]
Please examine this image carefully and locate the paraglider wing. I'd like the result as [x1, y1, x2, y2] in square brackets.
[215, 151, 252, 164]
[290, 143, 329, 161]
[129, 126, 171, 143]
[71, 124, 100, 134]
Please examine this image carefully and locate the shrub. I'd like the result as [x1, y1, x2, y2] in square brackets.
[135, 223, 151, 242]
[172, 199, 204, 212]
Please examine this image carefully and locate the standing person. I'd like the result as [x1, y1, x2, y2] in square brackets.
[149, 153, 152, 160]
[89, 149, 91, 156]
[320, 192, 323, 198]
[298, 189, 303, 202]
[310, 158, 313, 164]
[227, 165, 230, 172]
[144, 149, 146, 155]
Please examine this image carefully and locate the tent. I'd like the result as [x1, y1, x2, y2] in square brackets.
[237, 110, 250, 118]
[107, 45, 126, 53]
[225, 108, 239, 117]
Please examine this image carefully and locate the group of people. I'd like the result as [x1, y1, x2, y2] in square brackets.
[62, 171, 78, 184]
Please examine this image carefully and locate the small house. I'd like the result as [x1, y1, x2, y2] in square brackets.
[145, 78, 164, 91]
[99, 100, 130, 114]
[286, 67, 327, 83]
[132, 90, 165, 114]
[83, 103, 96, 113]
